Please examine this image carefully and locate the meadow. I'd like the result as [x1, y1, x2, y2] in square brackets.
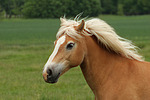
[0, 15, 150, 100]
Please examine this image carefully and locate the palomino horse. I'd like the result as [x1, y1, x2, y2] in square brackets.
[43, 17, 150, 100]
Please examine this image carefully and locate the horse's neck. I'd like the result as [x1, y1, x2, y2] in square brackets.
[80, 36, 129, 98]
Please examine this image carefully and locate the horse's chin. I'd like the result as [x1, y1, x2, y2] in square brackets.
[48, 79, 58, 84]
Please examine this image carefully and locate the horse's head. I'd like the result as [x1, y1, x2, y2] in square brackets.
[43, 19, 86, 83]
[43, 17, 143, 84]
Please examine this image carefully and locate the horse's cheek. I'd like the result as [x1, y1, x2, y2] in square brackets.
[69, 48, 84, 67]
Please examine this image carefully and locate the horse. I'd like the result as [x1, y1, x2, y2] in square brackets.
[42, 17, 150, 100]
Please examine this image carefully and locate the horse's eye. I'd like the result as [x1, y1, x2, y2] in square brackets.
[66, 43, 75, 50]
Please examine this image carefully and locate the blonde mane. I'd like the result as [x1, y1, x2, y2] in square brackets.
[56, 17, 143, 61]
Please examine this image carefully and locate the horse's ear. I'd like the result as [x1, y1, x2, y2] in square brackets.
[60, 18, 66, 24]
[75, 20, 85, 32]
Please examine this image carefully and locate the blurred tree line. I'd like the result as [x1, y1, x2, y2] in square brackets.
[0, 0, 150, 18]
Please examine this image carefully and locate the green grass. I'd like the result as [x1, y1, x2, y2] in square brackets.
[0, 15, 150, 100]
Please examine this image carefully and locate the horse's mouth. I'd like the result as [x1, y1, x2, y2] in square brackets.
[45, 73, 61, 84]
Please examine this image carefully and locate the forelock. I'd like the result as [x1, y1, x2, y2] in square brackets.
[56, 19, 84, 39]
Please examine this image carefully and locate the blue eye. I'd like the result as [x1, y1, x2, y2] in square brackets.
[66, 43, 75, 50]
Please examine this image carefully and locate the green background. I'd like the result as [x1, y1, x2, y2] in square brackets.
[0, 15, 150, 99]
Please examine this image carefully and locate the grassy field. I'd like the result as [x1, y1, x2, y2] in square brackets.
[0, 15, 150, 100]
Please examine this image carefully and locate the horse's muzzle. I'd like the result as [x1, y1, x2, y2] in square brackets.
[43, 68, 60, 84]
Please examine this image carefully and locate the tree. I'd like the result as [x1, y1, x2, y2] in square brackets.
[0, 0, 13, 18]
[12, 0, 25, 17]
[66, 0, 101, 17]
[117, 0, 124, 15]
[0, 0, 24, 18]
[136, 0, 150, 14]
[122, 0, 150, 15]
[22, 0, 102, 18]
[101, 0, 118, 14]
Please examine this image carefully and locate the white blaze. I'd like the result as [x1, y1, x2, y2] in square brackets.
[43, 35, 66, 72]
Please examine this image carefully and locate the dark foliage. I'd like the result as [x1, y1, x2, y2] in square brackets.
[22, 0, 101, 18]
[0, 0, 150, 18]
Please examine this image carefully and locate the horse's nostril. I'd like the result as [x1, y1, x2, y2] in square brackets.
[47, 69, 52, 76]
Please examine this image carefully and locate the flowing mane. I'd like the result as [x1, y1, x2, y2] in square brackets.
[56, 17, 143, 61]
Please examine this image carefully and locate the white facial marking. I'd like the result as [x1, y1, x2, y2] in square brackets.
[43, 35, 66, 72]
